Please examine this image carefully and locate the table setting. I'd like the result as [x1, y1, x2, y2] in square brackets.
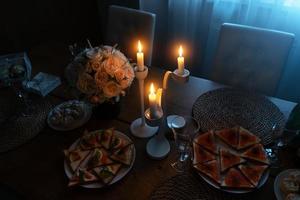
[0, 39, 299, 200]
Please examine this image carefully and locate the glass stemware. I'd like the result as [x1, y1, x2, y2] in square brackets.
[170, 116, 200, 172]
[266, 124, 299, 168]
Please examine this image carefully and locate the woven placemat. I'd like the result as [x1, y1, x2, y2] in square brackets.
[192, 88, 285, 146]
[150, 173, 234, 200]
[0, 89, 53, 153]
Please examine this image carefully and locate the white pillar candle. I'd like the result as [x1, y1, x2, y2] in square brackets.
[177, 46, 184, 75]
[137, 40, 144, 71]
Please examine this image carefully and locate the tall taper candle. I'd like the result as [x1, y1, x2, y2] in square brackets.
[137, 40, 144, 71]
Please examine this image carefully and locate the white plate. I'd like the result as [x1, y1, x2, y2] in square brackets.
[48, 100, 92, 131]
[200, 168, 269, 194]
[274, 169, 300, 200]
[194, 133, 269, 193]
[64, 130, 136, 188]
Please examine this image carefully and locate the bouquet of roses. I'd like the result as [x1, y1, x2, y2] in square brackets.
[74, 45, 134, 104]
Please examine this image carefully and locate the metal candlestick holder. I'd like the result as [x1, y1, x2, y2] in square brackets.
[130, 66, 159, 138]
[145, 68, 190, 159]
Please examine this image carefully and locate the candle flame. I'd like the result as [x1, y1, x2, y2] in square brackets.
[150, 83, 155, 94]
[179, 46, 183, 57]
[138, 40, 143, 53]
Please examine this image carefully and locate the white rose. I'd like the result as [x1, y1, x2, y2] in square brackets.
[103, 81, 121, 98]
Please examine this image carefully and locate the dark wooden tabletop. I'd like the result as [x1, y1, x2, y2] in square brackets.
[0, 43, 297, 200]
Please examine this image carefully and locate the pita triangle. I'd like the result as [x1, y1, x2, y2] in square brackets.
[237, 127, 261, 150]
[216, 127, 239, 149]
[220, 148, 245, 172]
[241, 144, 269, 164]
[221, 168, 254, 188]
[194, 160, 221, 184]
[239, 164, 268, 187]
[193, 142, 215, 165]
[194, 131, 218, 154]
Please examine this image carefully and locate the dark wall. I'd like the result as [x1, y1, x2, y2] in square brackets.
[1, 0, 139, 54]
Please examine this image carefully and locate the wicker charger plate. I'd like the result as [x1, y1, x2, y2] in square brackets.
[0, 89, 52, 153]
[150, 173, 233, 200]
[192, 88, 285, 146]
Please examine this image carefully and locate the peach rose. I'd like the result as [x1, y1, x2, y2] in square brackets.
[114, 68, 125, 83]
[103, 81, 121, 98]
[95, 69, 109, 89]
[119, 78, 132, 89]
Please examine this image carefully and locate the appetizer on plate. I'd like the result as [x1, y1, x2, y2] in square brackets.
[279, 170, 300, 200]
[194, 130, 218, 154]
[64, 128, 134, 187]
[193, 126, 269, 192]
[221, 168, 254, 189]
[194, 160, 221, 184]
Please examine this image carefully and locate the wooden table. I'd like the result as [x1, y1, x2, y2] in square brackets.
[0, 43, 297, 200]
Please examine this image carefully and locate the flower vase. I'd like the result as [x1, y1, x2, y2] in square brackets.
[92, 96, 121, 119]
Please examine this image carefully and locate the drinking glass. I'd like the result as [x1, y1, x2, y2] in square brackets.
[170, 116, 199, 172]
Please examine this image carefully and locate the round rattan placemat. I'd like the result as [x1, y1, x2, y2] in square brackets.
[0, 89, 53, 153]
[192, 88, 285, 146]
[150, 173, 233, 200]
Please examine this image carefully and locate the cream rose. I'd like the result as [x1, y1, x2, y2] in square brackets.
[77, 73, 97, 94]
[103, 81, 121, 98]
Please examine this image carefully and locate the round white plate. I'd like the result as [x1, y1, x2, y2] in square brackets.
[64, 130, 136, 188]
[274, 169, 300, 200]
[199, 169, 269, 194]
[194, 133, 269, 193]
[48, 100, 92, 131]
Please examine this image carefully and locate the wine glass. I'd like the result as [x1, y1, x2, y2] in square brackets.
[170, 116, 200, 172]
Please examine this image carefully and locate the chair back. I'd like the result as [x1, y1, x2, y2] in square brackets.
[211, 23, 294, 96]
[106, 5, 156, 66]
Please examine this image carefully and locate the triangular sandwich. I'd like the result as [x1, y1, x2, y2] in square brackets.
[79, 130, 102, 150]
[86, 148, 113, 169]
[194, 160, 221, 184]
[110, 144, 133, 165]
[110, 134, 131, 150]
[237, 127, 261, 150]
[193, 142, 215, 165]
[238, 164, 268, 187]
[241, 144, 269, 164]
[64, 149, 90, 173]
[193, 131, 218, 154]
[215, 127, 239, 149]
[221, 168, 254, 189]
[68, 168, 98, 187]
[220, 148, 245, 172]
[92, 163, 122, 184]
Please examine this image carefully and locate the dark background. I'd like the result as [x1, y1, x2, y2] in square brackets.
[0, 0, 139, 54]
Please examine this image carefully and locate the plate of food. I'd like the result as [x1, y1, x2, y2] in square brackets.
[64, 128, 135, 188]
[193, 126, 270, 193]
[274, 169, 300, 200]
[48, 100, 92, 131]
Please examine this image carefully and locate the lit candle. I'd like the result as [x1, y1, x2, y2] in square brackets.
[177, 46, 185, 75]
[149, 83, 158, 117]
[137, 40, 144, 71]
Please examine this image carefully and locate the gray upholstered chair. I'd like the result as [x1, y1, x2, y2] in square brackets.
[106, 5, 156, 66]
[211, 23, 294, 96]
